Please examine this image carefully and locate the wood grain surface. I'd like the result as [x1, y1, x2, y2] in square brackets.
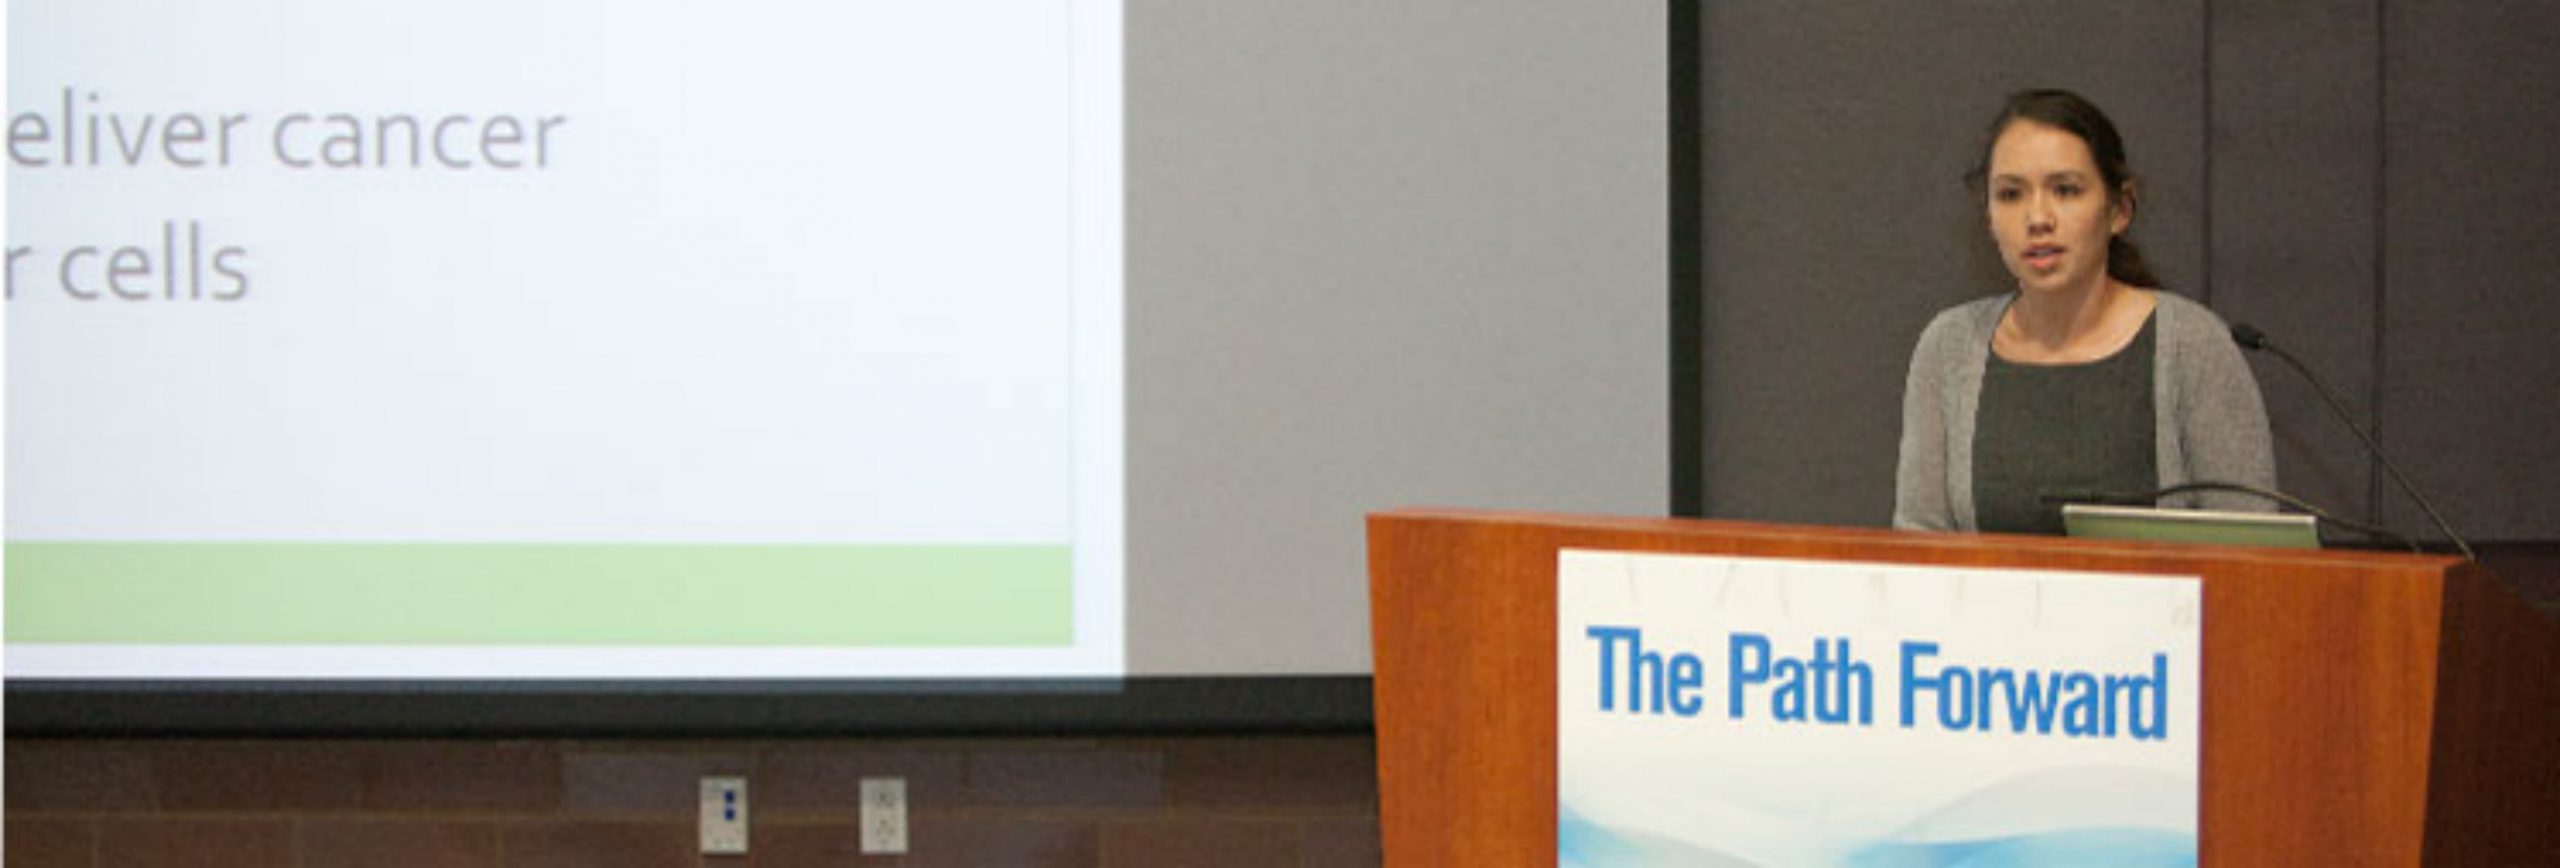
[1368, 509, 2555, 866]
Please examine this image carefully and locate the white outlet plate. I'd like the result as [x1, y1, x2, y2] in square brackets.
[699, 776, 749, 855]
[859, 776, 908, 854]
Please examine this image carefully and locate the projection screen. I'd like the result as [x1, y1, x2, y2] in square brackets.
[7, 0, 1126, 681]
[6, 1, 1669, 732]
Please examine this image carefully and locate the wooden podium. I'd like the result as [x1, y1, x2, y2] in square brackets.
[1368, 508, 2558, 865]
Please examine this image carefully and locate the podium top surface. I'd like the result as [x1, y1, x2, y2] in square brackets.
[1371, 507, 2466, 575]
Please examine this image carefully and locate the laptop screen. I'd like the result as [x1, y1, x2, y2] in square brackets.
[2061, 504, 2321, 550]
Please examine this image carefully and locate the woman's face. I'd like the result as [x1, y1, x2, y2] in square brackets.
[1984, 120, 2130, 295]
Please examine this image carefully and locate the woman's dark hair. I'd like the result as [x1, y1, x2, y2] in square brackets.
[1966, 89, 2161, 288]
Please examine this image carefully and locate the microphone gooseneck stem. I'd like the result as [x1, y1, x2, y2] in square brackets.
[2247, 334, 2477, 561]
[2143, 481, 2420, 552]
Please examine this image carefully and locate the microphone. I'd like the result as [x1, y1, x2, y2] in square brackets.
[2229, 322, 2272, 351]
[2229, 322, 2475, 560]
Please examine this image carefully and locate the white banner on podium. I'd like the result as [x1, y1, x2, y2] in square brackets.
[1557, 549, 2200, 867]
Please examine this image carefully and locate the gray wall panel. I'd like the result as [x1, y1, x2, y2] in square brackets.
[2209, 0, 2383, 523]
[1128, 2, 1666, 674]
[2381, 3, 2560, 540]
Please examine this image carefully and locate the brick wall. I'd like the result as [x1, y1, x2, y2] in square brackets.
[4, 735, 1379, 867]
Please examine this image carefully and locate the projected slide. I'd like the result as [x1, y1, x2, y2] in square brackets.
[5, 1, 1124, 678]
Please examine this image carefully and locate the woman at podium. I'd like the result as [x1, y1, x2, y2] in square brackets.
[1894, 89, 2274, 534]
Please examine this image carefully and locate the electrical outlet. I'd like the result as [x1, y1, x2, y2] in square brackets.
[859, 776, 907, 854]
[699, 776, 748, 855]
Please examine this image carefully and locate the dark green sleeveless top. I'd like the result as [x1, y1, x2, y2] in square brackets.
[1972, 315, 2158, 535]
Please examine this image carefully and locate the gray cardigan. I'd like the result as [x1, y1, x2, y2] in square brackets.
[1893, 291, 2277, 531]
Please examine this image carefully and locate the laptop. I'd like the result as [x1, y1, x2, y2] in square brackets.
[2061, 503, 2321, 550]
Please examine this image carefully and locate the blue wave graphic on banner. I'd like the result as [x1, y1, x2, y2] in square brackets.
[1560, 804, 1757, 867]
[1566, 811, 2191, 868]
[1560, 765, 2195, 867]
[1843, 827, 2193, 867]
